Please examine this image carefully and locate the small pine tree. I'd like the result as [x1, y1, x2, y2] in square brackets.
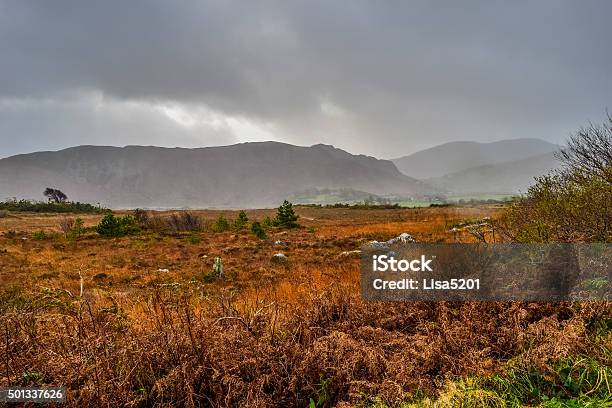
[213, 215, 230, 232]
[274, 200, 300, 228]
[250, 221, 267, 239]
[72, 217, 84, 238]
[262, 216, 273, 228]
[96, 213, 119, 237]
[96, 213, 139, 237]
[234, 210, 249, 230]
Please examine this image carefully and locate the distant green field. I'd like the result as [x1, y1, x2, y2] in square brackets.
[291, 189, 394, 205]
[292, 190, 515, 208]
[396, 200, 440, 208]
[446, 193, 517, 202]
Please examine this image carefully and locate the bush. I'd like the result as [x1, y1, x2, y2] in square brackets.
[251, 221, 267, 239]
[502, 169, 611, 243]
[96, 213, 139, 237]
[0, 210, 8, 218]
[188, 234, 201, 245]
[72, 218, 84, 238]
[33, 230, 47, 240]
[274, 200, 300, 228]
[58, 218, 75, 235]
[502, 115, 612, 243]
[213, 215, 230, 232]
[143, 214, 168, 232]
[133, 208, 150, 227]
[168, 212, 202, 232]
[557, 113, 612, 183]
[58, 217, 84, 238]
[234, 210, 248, 230]
[262, 216, 273, 228]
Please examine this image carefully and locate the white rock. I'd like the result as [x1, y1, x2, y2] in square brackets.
[369, 240, 388, 249]
[369, 232, 416, 248]
[340, 250, 361, 256]
[386, 232, 416, 245]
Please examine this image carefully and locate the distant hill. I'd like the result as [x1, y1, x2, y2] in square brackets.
[0, 142, 429, 208]
[392, 138, 558, 179]
[426, 152, 561, 194]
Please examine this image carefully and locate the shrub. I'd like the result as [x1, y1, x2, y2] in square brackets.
[234, 210, 249, 230]
[72, 218, 84, 238]
[0, 210, 8, 218]
[273, 200, 300, 228]
[250, 221, 267, 239]
[59, 218, 75, 235]
[0, 199, 103, 214]
[33, 230, 47, 240]
[58, 217, 84, 238]
[168, 212, 202, 232]
[262, 216, 273, 228]
[133, 208, 150, 227]
[144, 214, 168, 232]
[188, 234, 201, 245]
[501, 114, 612, 243]
[96, 213, 139, 237]
[213, 215, 230, 232]
[557, 113, 612, 183]
[502, 169, 611, 243]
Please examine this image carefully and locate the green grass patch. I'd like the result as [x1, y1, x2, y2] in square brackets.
[358, 355, 611, 407]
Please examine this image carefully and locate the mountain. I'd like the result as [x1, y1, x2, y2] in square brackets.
[426, 152, 561, 194]
[0, 142, 429, 208]
[392, 138, 558, 179]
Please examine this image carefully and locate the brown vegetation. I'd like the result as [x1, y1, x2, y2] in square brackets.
[0, 206, 609, 407]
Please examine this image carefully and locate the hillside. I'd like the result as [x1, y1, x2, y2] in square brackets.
[392, 138, 558, 179]
[0, 142, 428, 208]
[426, 152, 561, 194]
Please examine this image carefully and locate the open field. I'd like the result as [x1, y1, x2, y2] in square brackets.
[0, 206, 610, 407]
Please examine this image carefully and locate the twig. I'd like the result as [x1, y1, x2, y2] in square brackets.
[4, 322, 10, 386]
[79, 269, 84, 298]
[213, 316, 253, 333]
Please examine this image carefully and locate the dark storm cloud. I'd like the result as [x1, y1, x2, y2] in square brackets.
[1, 0, 611, 158]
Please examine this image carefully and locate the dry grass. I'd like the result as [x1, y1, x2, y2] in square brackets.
[0, 206, 609, 407]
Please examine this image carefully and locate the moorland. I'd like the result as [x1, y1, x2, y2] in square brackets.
[0, 203, 609, 407]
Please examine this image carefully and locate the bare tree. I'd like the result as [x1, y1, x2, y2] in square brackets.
[168, 212, 202, 232]
[556, 113, 612, 183]
[59, 217, 75, 235]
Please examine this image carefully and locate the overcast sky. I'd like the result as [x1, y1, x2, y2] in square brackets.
[1, 0, 611, 159]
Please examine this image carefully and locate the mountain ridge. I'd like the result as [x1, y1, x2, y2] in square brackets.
[425, 151, 561, 194]
[0, 142, 428, 208]
[392, 138, 559, 179]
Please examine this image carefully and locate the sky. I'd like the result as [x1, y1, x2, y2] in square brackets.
[1, 0, 611, 159]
